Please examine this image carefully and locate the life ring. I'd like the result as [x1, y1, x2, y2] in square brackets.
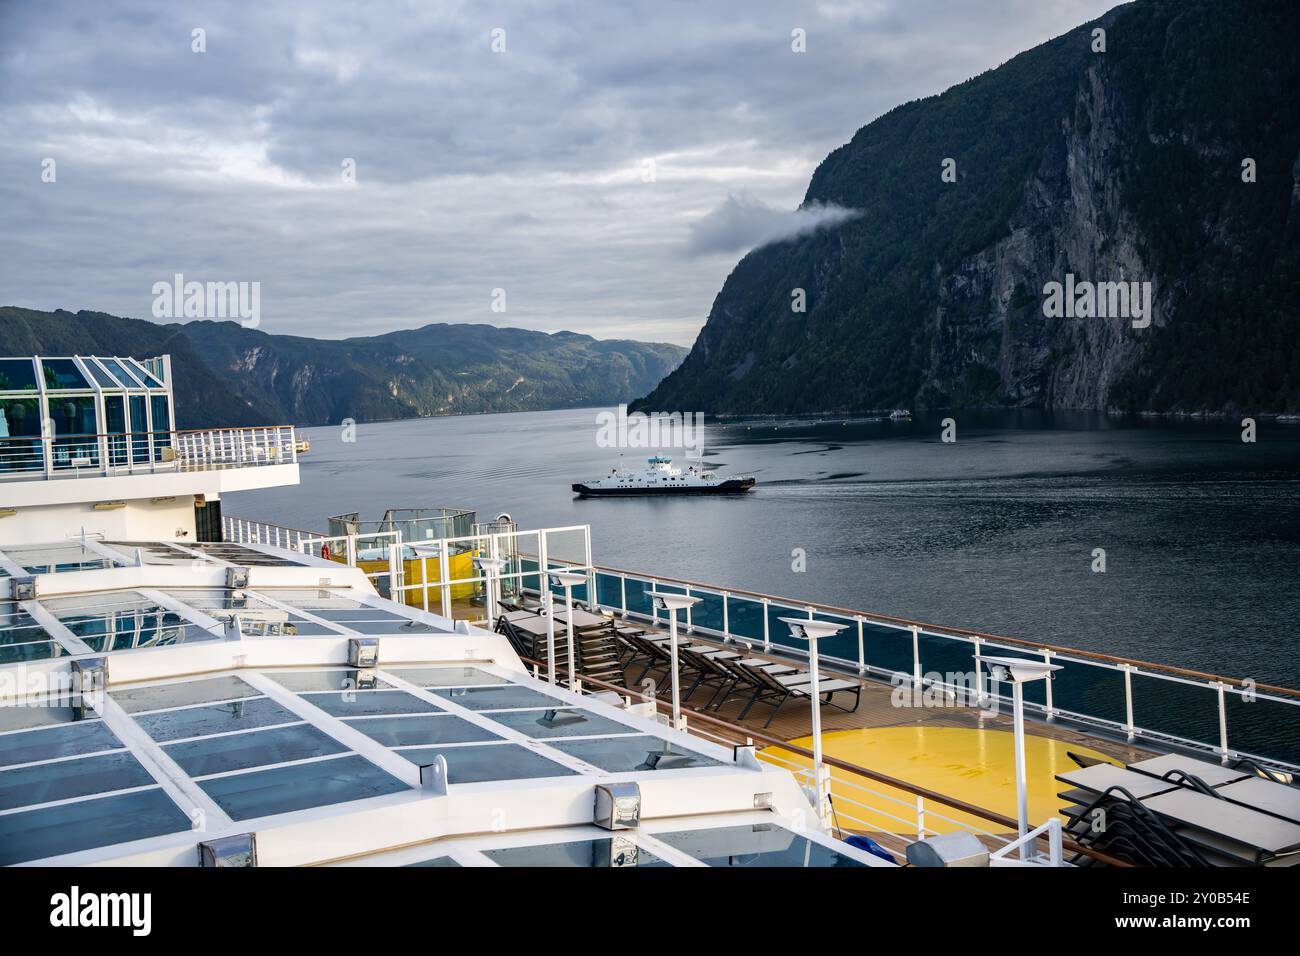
[321, 543, 332, 561]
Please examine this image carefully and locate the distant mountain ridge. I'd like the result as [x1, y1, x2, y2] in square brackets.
[636, 0, 1300, 416]
[0, 307, 687, 428]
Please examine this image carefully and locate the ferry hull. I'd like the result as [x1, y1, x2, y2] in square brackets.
[572, 478, 755, 497]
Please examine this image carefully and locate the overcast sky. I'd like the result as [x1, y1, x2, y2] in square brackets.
[0, 0, 1119, 346]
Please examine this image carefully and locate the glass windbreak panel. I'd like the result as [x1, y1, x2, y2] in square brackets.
[431, 685, 565, 711]
[654, 823, 866, 868]
[395, 743, 577, 782]
[0, 396, 43, 474]
[345, 714, 501, 747]
[3, 542, 113, 574]
[102, 358, 144, 388]
[0, 750, 155, 811]
[103, 393, 129, 466]
[41, 358, 91, 390]
[133, 697, 298, 743]
[49, 396, 98, 470]
[0, 721, 120, 768]
[150, 395, 171, 458]
[486, 707, 639, 739]
[269, 669, 393, 693]
[109, 675, 260, 714]
[485, 838, 668, 868]
[0, 788, 191, 865]
[199, 754, 409, 821]
[128, 393, 148, 463]
[548, 735, 721, 772]
[300, 690, 440, 717]
[382, 666, 506, 688]
[0, 358, 38, 391]
[163, 724, 346, 777]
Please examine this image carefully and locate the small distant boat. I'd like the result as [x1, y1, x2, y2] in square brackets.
[889, 409, 912, 421]
[573, 456, 755, 497]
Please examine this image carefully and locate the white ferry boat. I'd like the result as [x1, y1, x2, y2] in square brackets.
[1, 354, 1297, 871]
[573, 456, 755, 496]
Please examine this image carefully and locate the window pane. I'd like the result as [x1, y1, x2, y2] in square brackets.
[430, 685, 565, 711]
[0, 750, 155, 810]
[110, 675, 261, 713]
[198, 754, 409, 821]
[40, 359, 90, 390]
[485, 838, 667, 868]
[0, 358, 38, 391]
[163, 724, 345, 777]
[343, 714, 501, 747]
[0, 788, 191, 865]
[133, 696, 299, 743]
[0, 397, 43, 474]
[546, 735, 720, 772]
[300, 690, 440, 717]
[654, 823, 867, 868]
[0, 721, 120, 769]
[394, 743, 576, 783]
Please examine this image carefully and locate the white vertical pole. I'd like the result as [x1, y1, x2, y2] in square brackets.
[668, 608, 683, 730]
[762, 598, 770, 650]
[545, 589, 557, 685]
[564, 584, 576, 687]
[972, 638, 984, 707]
[722, 592, 730, 642]
[808, 635, 829, 829]
[1217, 682, 1230, 764]
[1042, 650, 1055, 721]
[916, 796, 925, 838]
[619, 574, 627, 615]
[684, 587, 693, 631]
[911, 625, 922, 689]
[856, 617, 865, 674]
[438, 541, 451, 618]
[1012, 682, 1031, 861]
[1123, 665, 1136, 741]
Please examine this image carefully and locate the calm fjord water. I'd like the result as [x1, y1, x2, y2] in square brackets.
[236, 408, 1300, 687]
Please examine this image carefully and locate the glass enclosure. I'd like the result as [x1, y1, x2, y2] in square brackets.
[0, 355, 173, 478]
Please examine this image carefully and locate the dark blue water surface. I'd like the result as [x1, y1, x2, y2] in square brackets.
[235, 408, 1300, 739]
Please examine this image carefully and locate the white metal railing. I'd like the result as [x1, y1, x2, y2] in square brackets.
[0, 425, 298, 480]
[589, 565, 1300, 775]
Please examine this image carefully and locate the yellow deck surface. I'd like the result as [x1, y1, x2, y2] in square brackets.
[764, 725, 1116, 835]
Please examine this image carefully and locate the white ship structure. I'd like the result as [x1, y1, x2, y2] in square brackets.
[573, 456, 755, 496]
[0, 354, 1297, 869]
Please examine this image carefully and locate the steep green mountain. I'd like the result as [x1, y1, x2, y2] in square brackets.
[0, 307, 686, 428]
[635, 0, 1300, 416]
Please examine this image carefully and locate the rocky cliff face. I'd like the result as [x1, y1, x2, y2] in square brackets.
[636, 0, 1300, 416]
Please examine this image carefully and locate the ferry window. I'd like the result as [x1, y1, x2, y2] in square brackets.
[0, 358, 38, 392]
[40, 359, 90, 390]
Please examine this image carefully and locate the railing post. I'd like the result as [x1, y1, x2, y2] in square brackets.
[916, 796, 925, 838]
[650, 579, 659, 626]
[762, 598, 770, 651]
[855, 616, 865, 674]
[1123, 664, 1136, 741]
[722, 592, 730, 642]
[619, 573, 627, 615]
[911, 625, 922, 689]
[1042, 649, 1055, 721]
[684, 587, 693, 631]
[972, 638, 984, 708]
[1217, 681, 1230, 764]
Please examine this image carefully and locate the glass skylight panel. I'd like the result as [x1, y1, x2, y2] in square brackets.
[385, 666, 508, 688]
[198, 753, 410, 821]
[80, 357, 119, 388]
[43, 591, 213, 653]
[405, 856, 461, 867]
[268, 668, 393, 693]
[1, 543, 114, 574]
[0, 357, 39, 391]
[0, 639, 67, 664]
[431, 684, 566, 711]
[300, 689, 441, 717]
[0, 749, 155, 811]
[344, 714, 502, 747]
[163, 724, 347, 777]
[0, 695, 89, 733]
[547, 735, 721, 772]
[0, 788, 192, 866]
[99, 358, 144, 388]
[186, 543, 301, 566]
[133, 696, 299, 743]
[394, 742, 577, 782]
[653, 823, 866, 868]
[40, 358, 92, 390]
[0, 720, 119, 768]
[485, 838, 669, 868]
[124, 358, 164, 387]
[110, 675, 261, 714]
[485, 707, 640, 739]
[104, 541, 200, 565]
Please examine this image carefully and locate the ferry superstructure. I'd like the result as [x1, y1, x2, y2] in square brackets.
[573, 456, 755, 496]
[1, 354, 1297, 868]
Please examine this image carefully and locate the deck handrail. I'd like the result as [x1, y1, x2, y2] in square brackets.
[517, 653, 1129, 867]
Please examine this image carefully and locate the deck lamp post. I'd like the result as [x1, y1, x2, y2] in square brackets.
[980, 655, 1062, 861]
[549, 570, 588, 687]
[779, 616, 848, 830]
[472, 555, 507, 628]
[647, 591, 701, 732]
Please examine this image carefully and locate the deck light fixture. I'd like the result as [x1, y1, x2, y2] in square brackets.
[980, 654, 1062, 860]
[549, 570, 587, 688]
[472, 555, 507, 627]
[349, 637, 379, 669]
[198, 833, 257, 867]
[779, 616, 848, 829]
[647, 591, 702, 732]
